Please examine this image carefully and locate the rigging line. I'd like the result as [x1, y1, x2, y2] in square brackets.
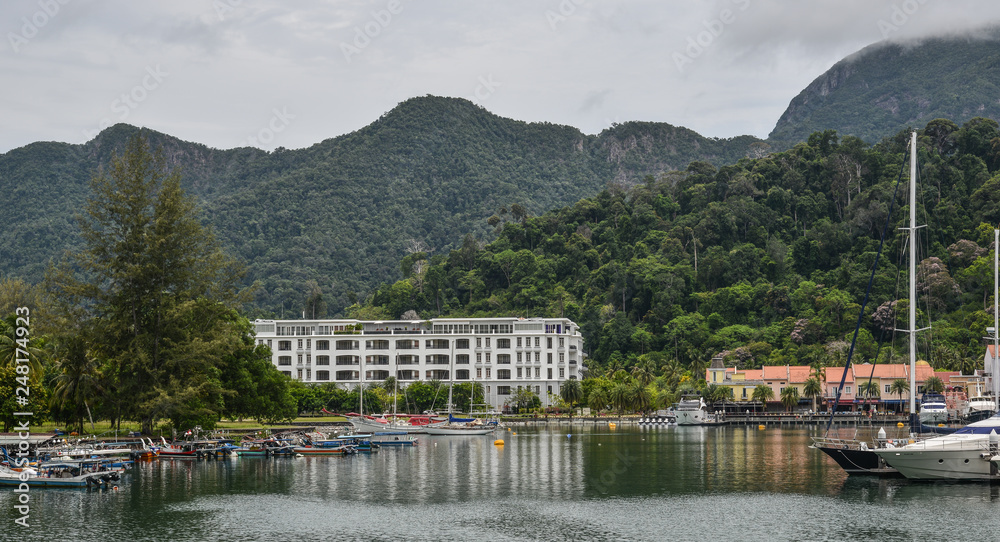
[825, 144, 911, 436]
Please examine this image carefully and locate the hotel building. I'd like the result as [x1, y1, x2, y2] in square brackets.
[253, 316, 585, 409]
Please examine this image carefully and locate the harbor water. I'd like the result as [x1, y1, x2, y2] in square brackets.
[4, 424, 1000, 541]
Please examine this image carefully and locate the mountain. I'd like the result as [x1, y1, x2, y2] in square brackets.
[769, 30, 1000, 147]
[0, 96, 761, 315]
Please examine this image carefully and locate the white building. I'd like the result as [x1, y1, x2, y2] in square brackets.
[252, 316, 585, 410]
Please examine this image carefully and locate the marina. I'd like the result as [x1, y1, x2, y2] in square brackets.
[5, 424, 1000, 540]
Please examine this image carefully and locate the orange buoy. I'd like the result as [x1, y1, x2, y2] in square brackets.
[494, 439, 505, 446]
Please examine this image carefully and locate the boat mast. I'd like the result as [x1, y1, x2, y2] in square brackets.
[994, 229, 999, 407]
[908, 130, 917, 422]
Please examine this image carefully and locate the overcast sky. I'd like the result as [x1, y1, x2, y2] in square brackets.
[3, 0, 1000, 153]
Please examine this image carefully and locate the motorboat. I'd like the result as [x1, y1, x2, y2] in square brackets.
[0, 458, 128, 488]
[918, 393, 949, 425]
[966, 395, 997, 422]
[675, 396, 713, 426]
[873, 412, 1000, 480]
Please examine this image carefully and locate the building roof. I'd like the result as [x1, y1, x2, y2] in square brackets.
[761, 366, 789, 381]
[824, 366, 855, 383]
[787, 366, 811, 384]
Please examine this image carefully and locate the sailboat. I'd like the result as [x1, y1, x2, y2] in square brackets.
[812, 131, 925, 474]
[422, 344, 496, 436]
[873, 226, 1000, 480]
[349, 360, 443, 434]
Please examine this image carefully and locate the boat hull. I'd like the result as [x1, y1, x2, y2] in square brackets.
[876, 446, 996, 480]
[422, 426, 495, 435]
[812, 442, 894, 474]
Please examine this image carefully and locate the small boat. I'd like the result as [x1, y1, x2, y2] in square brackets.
[638, 410, 677, 426]
[966, 394, 997, 422]
[422, 422, 496, 436]
[0, 458, 128, 488]
[292, 442, 356, 456]
[918, 393, 949, 425]
[370, 431, 419, 447]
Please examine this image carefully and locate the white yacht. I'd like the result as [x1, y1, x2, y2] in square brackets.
[966, 394, 997, 422]
[918, 393, 948, 425]
[675, 396, 712, 426]
[873, 413, 1000, 480]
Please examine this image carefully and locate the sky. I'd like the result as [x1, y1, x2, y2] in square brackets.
[3, 0, 1000, 154]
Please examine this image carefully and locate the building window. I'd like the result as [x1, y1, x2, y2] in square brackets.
[366, 340, 389, 350]
[486, 353, 491, 363]
[547, 368, 552, 379]
[486, 368, 491, 378]
[366, 355, 390, 365]
[267, 339, 272, 349]
[316, 340, 329, 350]
[517, 337, 522, 347]
[296, 354, 303, 364]
[516, 368, 522, 378]
[846, 386, 852, 394]
[336, 370, 358, 380]
[296, 369, 303, 379]
[558, 353, 564, 363]
[497, 338, 510, 348]
[885, 384, 891, 394]
[535, 352, 540, 362]
[534, 337, 539, 347]
[398, 355, 419, 365]
[559, 368, 564, 378]
[316, 370, 330, 381]
[317, 356, 330, 365]
[534, 368, 540, 378]
[336, 356, 360, 365]
[497, 354, 511, 364]
[456, 369, 470, 380]
[456, 339, 470, 349]
[485, 337, 491, 347]
[426, 355, 450, 365]
[456, 354, 470, 364]
[517, 352, 522, 362]
[278, 341, 291, 351]
[306, 339, 311, 349]
[497, 386, 511, 396]
[497, 369, 511, 380]
[278, 356, 292, 366]
[547, 337, 552, 348]
[396, 339, 419, 349]
[547, 353, 552, 364]
[281, 371, 291, 378]
[559, 337, 564, 347]
[425, 339, 449, 349]
[477, 368, 482, 378]
[476, 337, 482, 347]
[336, 340, 359, 350]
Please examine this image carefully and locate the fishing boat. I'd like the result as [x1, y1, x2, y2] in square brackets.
[0, 458, 127, 488]
[292, 440, 356, 456]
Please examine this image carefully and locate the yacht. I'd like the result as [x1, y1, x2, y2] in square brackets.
[873, 413, 1000, 480]
[918, 393, 948, 424]
[967, 395, 997, 422]
[675, 396, 712, 426]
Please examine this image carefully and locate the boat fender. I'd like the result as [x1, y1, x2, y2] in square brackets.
[860, 441, 868, 451]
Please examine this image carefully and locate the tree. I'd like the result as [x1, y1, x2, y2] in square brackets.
[46, 134, 248, 434]
[923, 376, 945, 394]
[588, 387, 609, 414]
[559, 379, 583, 417]
[803, 377, 823, 413]
[890, 378, 910, 413]
[49, 335, 103, 433]
[751, 385, 774, 412]
[779, 386, 800, 412]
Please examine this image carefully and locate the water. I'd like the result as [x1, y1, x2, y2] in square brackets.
[4, 424, 1000, 541]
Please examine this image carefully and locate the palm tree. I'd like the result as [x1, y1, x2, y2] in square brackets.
[705, 384, 732, 405]
[559, 379, 583, 418]
[0, 314, 45, 376]
[751, 385, 774, 413]
[858, 381, 880, 406]
[780, 387, 800, 412]
[609, 382, 633, 416]
[923, 376, 945, 394]
[890, 378, 909, 413]
[589, 387, 609, 415]
[803, 377, 823, 413]
[632, 382, 653, 414]
[50, 339, 102, 434]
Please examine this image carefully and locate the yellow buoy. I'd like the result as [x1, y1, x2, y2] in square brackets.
[608, 422, 617, 429]
[758, 425, 766, 430]
[897, 422, 904, 428]
[494, 439, 505, 446]
[512, 432, 517, 436]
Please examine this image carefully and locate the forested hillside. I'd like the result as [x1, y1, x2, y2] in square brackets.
[769, 31, 1000, 148]
[0, 96, 759, 315]
[358, 118, 1000, 379]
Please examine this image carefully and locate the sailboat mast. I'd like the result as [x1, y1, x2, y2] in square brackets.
[994, 229, 999, 407]
[908, 130, 917, 418]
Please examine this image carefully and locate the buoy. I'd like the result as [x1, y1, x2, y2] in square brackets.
[512, 432, 517, 436]
[608, 422, 617, 429]
[507, 427, 512, 432]
[758, 425, 765, 430]
[567, 434, 572, 438]
[897, 422, 904, 428]
[598, 443, 602, 446]
[494, 439, 504, 446]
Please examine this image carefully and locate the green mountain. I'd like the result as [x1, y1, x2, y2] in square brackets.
[769, 30, 1000, 147]
[0, 96, 760, 314]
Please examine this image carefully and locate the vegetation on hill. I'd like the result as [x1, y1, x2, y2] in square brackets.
[354, 117, 1000, 410]
[0, 96, 761, 318]
[770, 31, 1000, 148]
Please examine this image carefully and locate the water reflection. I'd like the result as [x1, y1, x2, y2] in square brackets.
[5, 424, 1000, 540]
